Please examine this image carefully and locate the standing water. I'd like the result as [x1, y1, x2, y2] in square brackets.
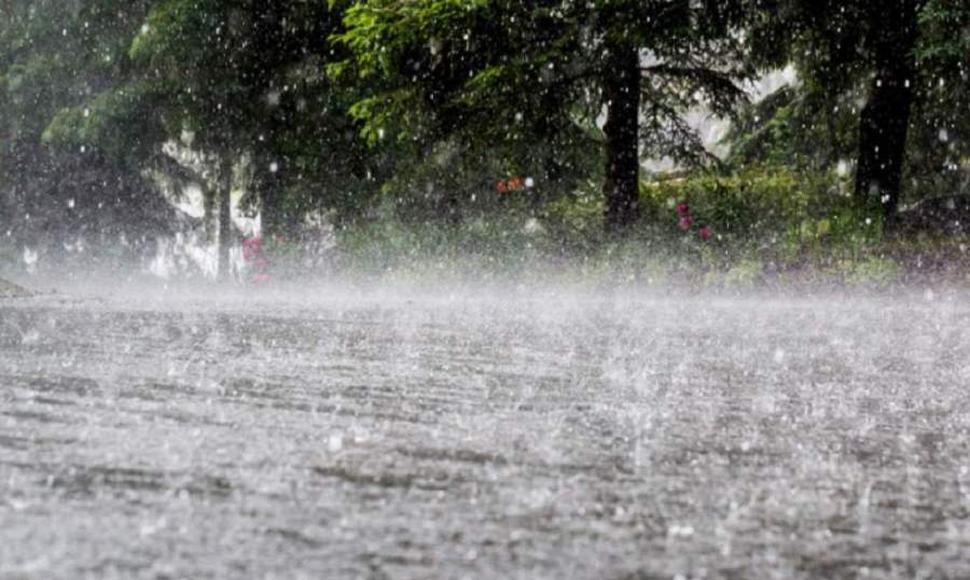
[2, 284, 970, 579]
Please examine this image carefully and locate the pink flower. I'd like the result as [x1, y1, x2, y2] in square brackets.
[678, 215, 694, 230]
[242, 236, 272, 285]
[698, 225, 714, 240]
[676, 203, 690, 217]
[242, 237, 263, 260]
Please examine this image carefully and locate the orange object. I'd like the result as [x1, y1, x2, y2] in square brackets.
[497, 176, 526, 194]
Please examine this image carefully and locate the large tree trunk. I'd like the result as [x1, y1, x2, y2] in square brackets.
[854, 1, 920, 226]
[255, 153, 286, 240]
[602, 42, 641, 233]
[218, 156, 233, 281]
[203, 186, 216, 244]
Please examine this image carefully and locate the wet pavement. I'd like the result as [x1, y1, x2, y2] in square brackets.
[2, 286, 970, 579]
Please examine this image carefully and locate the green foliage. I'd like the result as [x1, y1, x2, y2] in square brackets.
[844, 255, 901, 287]
[334, 211, 557, 279]
[332, 164, 898, 282]
[42, 81, 169, 163]
[722, 85, 858, 169]
[336, 0, 603, 208]
[126, 1, 341, 149]
[721, 258, 764, 287]
[2, 0, 968, 275]
[639, 167, 850, 239]
[87, 1, 392, 229]
[738, 0, 970, 207]
[336, 0, 753, 221]
[544, 183, 608, 251]
[909, 1, 970, 187]
[0, 0, 176, 253]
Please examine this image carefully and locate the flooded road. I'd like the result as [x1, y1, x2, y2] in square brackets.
[3, 286, 970, 579]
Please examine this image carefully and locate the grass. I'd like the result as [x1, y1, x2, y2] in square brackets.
[5, 165, 969, 291]
[318, 167, 970, 290]
[321, 216, 970, 291]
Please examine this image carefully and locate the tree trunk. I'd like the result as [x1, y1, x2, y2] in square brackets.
[602, 41, 641, 233]
[854, 1, 920, 226]
[218, 155, 233, 281]
[255, 153, 285, 240]
[203, 186, 216, 244]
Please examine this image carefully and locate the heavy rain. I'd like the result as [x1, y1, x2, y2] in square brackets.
[2, 1, 970, 579]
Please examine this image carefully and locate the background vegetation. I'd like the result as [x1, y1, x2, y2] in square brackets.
[1, 0, 968, 286]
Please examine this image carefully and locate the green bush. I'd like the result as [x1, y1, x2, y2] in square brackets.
[325, 165, 936, 287]
[543, 181, 608, 251]
[638, 166, 886, 264]
[334, 209, 561, 279]
[843, 256, 902, 287]
[721, 258, 765, 287]
[640, 166, 844, 238]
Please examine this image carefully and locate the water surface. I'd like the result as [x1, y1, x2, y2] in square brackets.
[2, 286, 970, 579]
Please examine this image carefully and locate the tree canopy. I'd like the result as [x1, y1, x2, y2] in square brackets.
[0, 0, 173, 258]
[337, 0, 754, 230]
[1, 0, 968, 271]
[735, 0, 969, 220]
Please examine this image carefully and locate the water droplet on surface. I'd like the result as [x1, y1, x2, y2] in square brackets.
[668, 524, 694, 538]
[327, 434, 343, 452]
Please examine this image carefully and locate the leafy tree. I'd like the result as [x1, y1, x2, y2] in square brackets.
[745, 0, 970, 224]
[909, 2, 970, 190]
[43, 0, 393, 277]
[337, 0, 753, 233]
[0, 0, 173, 263]
[722, 83, 859, 171]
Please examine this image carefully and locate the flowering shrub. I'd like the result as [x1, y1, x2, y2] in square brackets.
[242, 236, 271, 284]
[241, 236, 262, 260]
[641, 167, 840, 240]
[674, 202, 713, 240]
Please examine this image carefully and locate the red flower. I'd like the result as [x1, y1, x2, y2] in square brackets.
[698, 225, 714, 240]
[677, 203, 690, 217]
[678, 216, 694, 230]
[496, 180, 507, 193]
[242, 236, 272, 285]
[242, 237, 263, 260]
